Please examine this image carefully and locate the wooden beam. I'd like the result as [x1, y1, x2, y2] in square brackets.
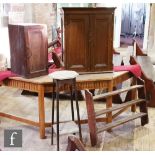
[0, 112, 39, 127]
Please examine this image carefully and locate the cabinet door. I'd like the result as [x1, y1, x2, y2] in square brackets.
[64, 14, 89, 72]
[90, 14, 114, 71]
[25, 26, 48, 76]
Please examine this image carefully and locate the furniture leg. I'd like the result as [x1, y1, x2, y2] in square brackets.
[131, 77, 137, 112]
[51, 84, 55, 145]
[73, 79, 82, 141]
[106, 81, 113, 124]
[137, 78, 149, 125]
[56, 80, 60, 151]
[38, 85, 46, 139]
[85, 90, 97, 146]
[70, 85, 75, 121]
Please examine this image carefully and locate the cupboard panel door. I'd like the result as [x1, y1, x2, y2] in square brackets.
[91, 14, 114, 71]
[62, 8, 115, 73]
[9, 24, 48, 78]
[64, 15, 89, 71]
[25, 26, 48, 75]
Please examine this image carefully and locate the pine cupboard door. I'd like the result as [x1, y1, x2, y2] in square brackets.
[64, 14, 89, 72]
[90, 13, 114, 72]
[24, 25, 48, 77]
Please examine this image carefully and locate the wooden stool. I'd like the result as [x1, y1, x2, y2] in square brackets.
[49, 70, 82, 151]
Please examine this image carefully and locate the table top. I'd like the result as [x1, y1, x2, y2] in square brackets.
[7, 71, 129, 84]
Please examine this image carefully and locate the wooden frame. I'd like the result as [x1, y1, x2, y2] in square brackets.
[0, 71, 132, 139]
[85, 78, 148, 146]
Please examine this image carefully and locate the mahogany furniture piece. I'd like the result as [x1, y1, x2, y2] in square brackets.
[66, 135, 85, 151]
[61, 7, 115, 73]
[85, 77, 148, 146]
[1, 71, 132, 139]
[8, 24, 48, 78]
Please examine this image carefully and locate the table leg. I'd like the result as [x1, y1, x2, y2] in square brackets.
[106, 81, 113, 124]
[38, 84, 46, 139]
[131, 77, 137, 112]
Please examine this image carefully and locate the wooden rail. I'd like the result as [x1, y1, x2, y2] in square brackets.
[97, 112, 146, 133]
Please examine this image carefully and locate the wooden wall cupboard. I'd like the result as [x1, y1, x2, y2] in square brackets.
[61, 7, 115, 73]
[8, 24, 48, 78]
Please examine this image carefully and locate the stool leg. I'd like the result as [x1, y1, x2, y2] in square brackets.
[51, 84, 55, 145]
[73, 79, 82, 141]
[70, 85, 75, 121]
[56, 81, 60, 151]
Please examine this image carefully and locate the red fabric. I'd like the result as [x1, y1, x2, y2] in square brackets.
[54, 47, 61, 56]
[48, 52, 52, 61]
[0, 66, 64, 82]
[113, 64, 141, 78]
[48, 64, 64, 73]
[0, 70, 17, 81]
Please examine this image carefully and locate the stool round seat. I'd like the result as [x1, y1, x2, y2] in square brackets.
[49, 70, 79, 80]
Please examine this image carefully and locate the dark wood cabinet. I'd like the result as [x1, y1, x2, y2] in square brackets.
[61, 7, 115, 73]
[8, 24, 48, 78]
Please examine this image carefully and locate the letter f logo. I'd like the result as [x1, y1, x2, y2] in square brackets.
[10, 132, 17, 146]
